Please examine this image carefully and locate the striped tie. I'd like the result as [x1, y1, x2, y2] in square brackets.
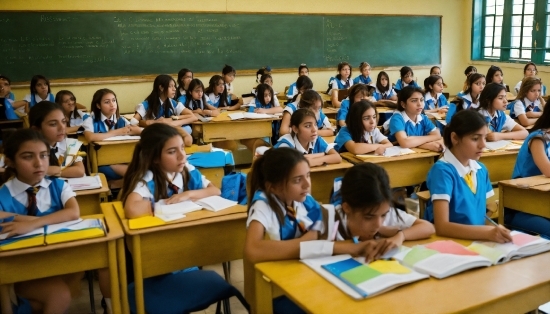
[463, 171, 476, 194]
[49, 146, 59, 166]
[167, 182, 179, 197]
[490, 116, 498, 132]
[527, 103, 535, 112]
[26, 186, 41, 216]
[105, 119, 114, 130]
[286, 205, 307, 234]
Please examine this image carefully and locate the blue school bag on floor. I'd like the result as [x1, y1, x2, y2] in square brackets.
[221, 172, 247, 205]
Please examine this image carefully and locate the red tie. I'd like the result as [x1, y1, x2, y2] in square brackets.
[286, 205, 307, 233]
[26, 186, 41, 216]
[105, 119, 114, 130]
[168, 182, 179, 197]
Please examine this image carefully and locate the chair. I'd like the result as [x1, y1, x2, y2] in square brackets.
[337, 88, 349, 102]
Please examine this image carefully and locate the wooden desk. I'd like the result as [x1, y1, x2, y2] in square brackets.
[0, 208, 124, 314]
[253, 236, 550, 314]
[480, 149, 519, 183]
[321, 107, 338, 119]
[75, 173, 110, 216]
[498, 175, 550, 225]
[88, 139, 138, 174]
[310, 161, 353, 204]
[192, 115, 278, 143]
[341, 150, 439, 188]
[109, 202, 247, 314]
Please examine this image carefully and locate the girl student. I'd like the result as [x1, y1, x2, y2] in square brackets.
[393, 66, 420, 93]
[423, 75, 449, 114]
[475, 82, 528, 141]
[176, 68, 193, 99]
[0, 74, 15, 100]
[253, 74, 281, 107]
[286, 64, 309, 100]
[430, 66, 441, 76]
[511, 77, 546, 127]
[486, 65, 505, 86]
[461, 65, 478, 93]
[181, 78, 220, 117]
[388, 86, 444, 152]
[334, 100, 393, 154]
[446, 73, 486, 123]
[0, 75, 20, 121]
[329, 61, 354, 108]
[279, 76, 314, 135]
[0, 129, 80, 313]
[352, 61, 372, 85]
[222, 64, 242, 109]
[205, 75, 241, 110]
[372, 71, 398, 101]
[55, 90, 87, 134]
[134, 75, 196, 146]
[297, 90, 335, 137]
[121, 123, 220, 218]
[336, 83, 375, 127]
[83, 88, 142, 183]
[508, 108, 550, 237]
[274, 109, 341, 166]
[425, 110, 513, 243]
[514, 62, 546, 95]
[13, 75, 55, 114]
[28, 102, 85, 178]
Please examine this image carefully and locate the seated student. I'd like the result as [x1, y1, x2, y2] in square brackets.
[508, 108, 550, 237]
[393, 66, 420, 93]
[222, 64, 242, 109]
[514, 62, 546, 95]
[461, 65, 478, 94]
[352, 62, 372, 85]
[83, 88, 142, 183]
[425, 110, 513, 243]
[274, 109, 341, 166]
[335, 100, 393, 154]
[329, 62, 354, 108]
[446, 73, 486, 123]
[280, 76, 314, 135]
[206, 75, 241, 111]
[0, 129, 80, 313]
[511, 76, 546, 127]
[423, 75, 448, 114]
[286, 64, 309, 100]
[55, 90, 87, 134]
[121, 123, 220, 218]
[176, 68, 193, 99]
[180, 79, 220, 117]
[29, 102, 85, 178]
[337, 83, 375, 127]
[134, 74, 196, 146]
[430, 66, 441, 76]
[0, 74, 15, 100]
[476, 83, 528, 141]
[486, 65, 506, 87]
[388, 86, 443, 152]
[252, 74, 280, 107]
[372, 71, 397, 101]
[298, 90, 335, 136]
[0, 78, 20, 121]
[12, 75, 55, 114]
[255, 66, 271, 86]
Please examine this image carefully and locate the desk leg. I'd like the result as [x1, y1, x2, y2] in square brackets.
[254, 270, 273, 314]
[132, 236, 145, 314]
[498, 184, 505, 225]
[108, 240, 121, 314]
[117, 238, 129, 314]
[0, 285, 11, 314]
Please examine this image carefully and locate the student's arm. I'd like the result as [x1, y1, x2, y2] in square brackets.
[331, 89, 342, 108]
[165, 183, 221, 204]
[486, 124, 528, 141]
[304, 149, 341, 166]
[66, 125, 81, 134]
[59, 161, 85, 178]
[254, 106, 283, 114]
[395, 130, 442, 149]
[530, 138, 550, 177]
[378, 218, 435, 248]
[432, 200, 512, 243]
[525, 111, 543, 118]
[344, 139, 393, 155]
[226, 98, 243, 111]
[317, 128, 335, 137]
[516, 113, 539, 127]
[83, 127, 131, 142]
[204, 104, 220, 117]
[11, 100, 27, 109]
[279, 112, 291, 136]
[124, 192, 153, 219]
[417, 137, 445, 152]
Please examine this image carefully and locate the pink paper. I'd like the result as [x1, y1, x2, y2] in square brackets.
[425, 240, 479, 256]
[512, 233, 537, 246]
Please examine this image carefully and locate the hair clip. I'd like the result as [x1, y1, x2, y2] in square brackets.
[300, 63, 307, 66]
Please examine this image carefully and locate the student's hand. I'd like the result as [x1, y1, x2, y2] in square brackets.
[374, 146, 386, 155]
[424, 141, 444, 152]
[488, 225, 513, 243]
[115, 126, 131, 136]
[254, 108, 267, 114]
[0, 211, 14, 220]
[164, 191, 192, 204]
[354, 239, 391, 263]
[486, 132, 502, 142]
[0, 220, 38, 238]
[384, 231, 406, 249]
[129, 125, 142, 135]
[438, 107, 448, 114]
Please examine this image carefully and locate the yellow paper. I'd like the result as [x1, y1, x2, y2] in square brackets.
[368, 260, 411, 274]
[45, 228, 105, 244]
[0, 236, 44, 251]
[128, 216, 166, 229]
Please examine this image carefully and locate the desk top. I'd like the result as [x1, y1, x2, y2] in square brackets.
[499, 175, 550, 191]
[309, 160, 353, 173]
[91, 139, 140, 146]
[341, 149, 439, 165]
[255, 236, 550, 313]
[74, 173, 110, 196]
[192, 111, 281, 124]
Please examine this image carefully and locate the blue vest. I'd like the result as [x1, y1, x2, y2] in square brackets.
[145, 169, 204, 199]
[92, 117, 127, 133]
[0, 98, 19, 120]
[512, 130, 549, 179]
[0, 177, 64, 216]
[142, 99, 178, 118]
[510, 99, 542, 119]
[274, 136, 328, 154]
[30, 93, 55, 107]
[353, 75, 371, 85]
[248, 98, 274, 112]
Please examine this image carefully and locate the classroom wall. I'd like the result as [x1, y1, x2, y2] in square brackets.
[6, 0, 467, 113]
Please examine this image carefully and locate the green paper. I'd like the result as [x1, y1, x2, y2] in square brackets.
[340, 265, 382, 285]
[467, 243, 503, 264]
[403, 246, 438, 265]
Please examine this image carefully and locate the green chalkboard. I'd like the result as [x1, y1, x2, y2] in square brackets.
[0, 12, 440, 82]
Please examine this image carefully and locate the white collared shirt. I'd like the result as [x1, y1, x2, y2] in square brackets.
[399, 111, 423, 125]
[5, 177, 75, 214]
[440, 149, 481, 191]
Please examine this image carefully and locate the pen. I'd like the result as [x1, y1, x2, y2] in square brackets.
[485, 215, 498, 227]
[352, 236, 359, 244]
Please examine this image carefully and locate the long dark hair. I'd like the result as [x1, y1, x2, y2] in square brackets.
[184, 79, 208, 110]
[486, 65, 503, 84]
[345, 100, 377, 142]
[292, 76, 314, 102]
[397, 86, 424, 112]
[444, 110, 487, 149]
[29, 101, 64, 129]
[176, 68, 192, 99]
[477, 82, 506, 112]
[144, 74, 176, 119]
[256, 83, 275, 107]
[55, 90, 80, 124]
[376, 71, 391, 93]
[91, 88, 120, 122]
[30, 75, 51, 95]
[205, 75, 229, 108]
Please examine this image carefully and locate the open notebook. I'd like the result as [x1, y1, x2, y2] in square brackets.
[357, 146, 417, 158]
[61, 175, 102, 191]
[154, 196, 237, 222]
[227, 112, 276, 120]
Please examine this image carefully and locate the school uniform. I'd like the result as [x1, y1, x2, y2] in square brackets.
[445, 93, 479, 124]
[515, 80, 547, 95]
[336, 99, 350, 123]
[0, 98, 20, 120]
[424, 92, 448, 111]
[23, 93, 55, 111]
[68, 109, 88, 128]
[5, 92, 15, 101]
[388, 111, 437, 142]
[247, 98, 279, 112]
[510, 98, 542, 119]
[207, 93, 231, 108]
[274, 133, 333, 154]
[393, 79, 420, 92]
[135, 98, 191, 134]
[51, 137, 84, 167]
[478, 109, 517, 133]
[179, 96, 210, 111]
[425, 149, 493, 225]
[286, 82, 298, 100]
[334, 126, 387, 153]
[353, 75, 372, 85]
[225, 83, 233, 95]
[373, 87, 396, 101]
[283, 102, 298, 116]
[328, 77, 353, 95]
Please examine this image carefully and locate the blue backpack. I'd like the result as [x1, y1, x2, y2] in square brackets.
[221, 172, 248, 205]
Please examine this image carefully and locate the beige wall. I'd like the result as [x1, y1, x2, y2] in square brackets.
[7, 0, 467, 113]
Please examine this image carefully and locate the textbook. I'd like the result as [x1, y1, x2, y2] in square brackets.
[154, 196, 238, 221]
[227, 112, 276, 120]
[357, 146, 417, 158]
[0, 223, 45, 251]
[61, 137, 83, 168]
[483, 140, 522, 152]
[102, 135, 141, 141]
[45, 218, 106, 244]
[61, 175, 102, 191]
[302, 254, 429, 299]
[467, 231, 550, 264]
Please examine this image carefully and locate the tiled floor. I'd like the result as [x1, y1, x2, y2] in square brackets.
[68, 260, 247, 314]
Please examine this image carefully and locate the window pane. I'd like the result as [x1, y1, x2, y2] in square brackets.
[512, 26, 522, 36]
[487, 5, 496, 15]
[524, 15, 534, 26]
[495, 26, 502, 36]
[545, 52, 550, 61]
[485, 36, 494, 46]
[521, 49, 532, 59]
[525, 3, 535, 14]
[524, 26, 533, 36]
[523, 36, 532, 46]
[486, 16, 495, 27]
[512, 16, 522, 26]
[513, 4, 523, 15]
[511, 49, 520, 58]
[496, 0, 504, 5]
[485, 48, 493, 56]
[493, 48, 501, 57]
[496, 4, 505, 15]
[512, 36, 521, 47]
[487, 0, 496, 6]
[496, 16, 504, 26]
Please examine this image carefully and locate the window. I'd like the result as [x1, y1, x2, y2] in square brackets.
[472, 0, 547, 63]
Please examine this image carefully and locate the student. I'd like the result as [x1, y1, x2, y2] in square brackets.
[28, 101, 85, 178]
[134, 74, 196, 146]
[423, 75, 448, 114]
[181, 79, 220, 117]
[0, 129, 80, 313]
[206, 75, 240, 110]
[297, 90, 334, 136]
[286, 64, 309, 100]
[334, 100, 393, 154]
[13, 75, 55, 113]
[222, 64, 242, 108]
[121, 123, 220, 218]
[511, 77, 546, 127]
[446, 73, 486, 123]
[253, 74, 280, 107]
[0, 74, 15, 100]
[372, 71, 397, 101]
[274, 109, 341, 166]
[255, 66, 272, 85]
[430, 66, 441, 76]
[83, 88, 142, 182]
[461, 65, 478, 94]
[388, 86, 443, 152]
[352, 62, 372, 85]
[476, 83, 528, 141]
[393, 66, 420, 93]
[0, 75, 20, 121]
[280, 76, 314, 135]
[514, 62, 546, 95]
[329, 62, 354, 108]
[486, 65, 505, 86]
[337, 84, 374, 127]
[176, 68, 193, 99]
[425, 110, 513, 243]
[55, 90, 87, 134]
